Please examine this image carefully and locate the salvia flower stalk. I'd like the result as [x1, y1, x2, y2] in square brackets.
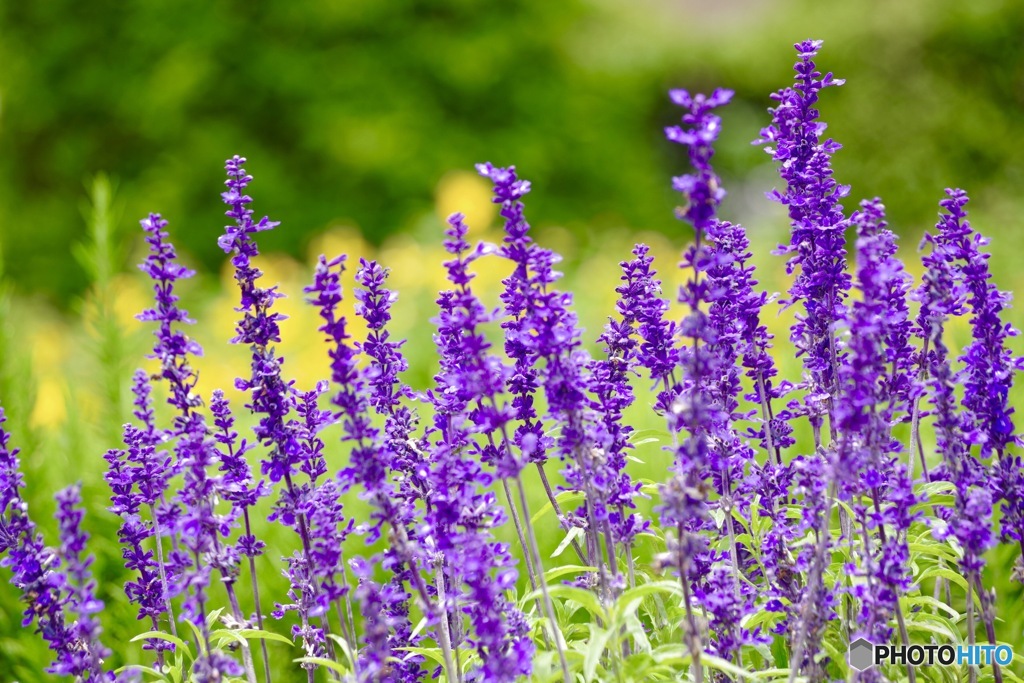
[2, 38, 1023, 683]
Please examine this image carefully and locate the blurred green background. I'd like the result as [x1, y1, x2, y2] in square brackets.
[2, 0, 1024, 679]
[1, 0, 1023, 305]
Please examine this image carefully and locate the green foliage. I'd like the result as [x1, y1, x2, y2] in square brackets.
[1, 0, 1023, 304]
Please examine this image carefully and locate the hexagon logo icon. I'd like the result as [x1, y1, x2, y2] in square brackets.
[848, 638, 875, 671]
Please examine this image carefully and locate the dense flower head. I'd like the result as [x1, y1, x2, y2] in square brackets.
[665, 87, 733, 230]
[617, 245, 680, 412]
[585, 308, 645, 545]
[136, 214, 202, 412]
[935, 190, 1024, 551]
[354, 258, 429, 535]
[0, 409, 80, 674]
[756, 40, 851, 418]
[211, 389, 267, 518]
[420, 209, 535, 681]
[52, 485, 110, 680]
[480, 163, 552, 467]
[835, 199, 919, 642]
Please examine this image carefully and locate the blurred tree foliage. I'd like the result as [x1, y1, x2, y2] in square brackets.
[0, 0, 1021, 304]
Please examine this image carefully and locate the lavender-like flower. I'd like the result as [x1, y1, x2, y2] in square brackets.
[655, 87, 732, 677]
[480, 163, 611, 590]
[52, 484, 111, 680]
[220, 156, 344, 676]
[617, 246, 680, 418]
[423, 212, 536, 682]
[306, 254, 426, 680]
[135, 212, 245, 680]
[936, 189, 1024, 556]
[0, 408, 78, 675]
[916, 192, 1003, 674]
[837, 199, 918, 653]
[756, 39, 851, 439]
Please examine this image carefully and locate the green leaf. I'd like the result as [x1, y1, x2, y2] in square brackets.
[529, 584, 607, 622]
[129, 631, 192, 660]
[114, 664, 168, 682]
[704, 653, 757, 680]
[327, 633, 357, 668]
[583, 626, 615, 681]
[205, 607, 225, 630]
[399, 646, 449, 670]
[629, 428, 669, 445]
[543, 564, 598, 583]
[293, 656, 350, 676]
[902, 594, 960, 620]
[211, 628, 295, 647]
[182, 619, 207, 656]
[552, 526, 585, 559]
[918, 566, 970, 592]
[530, 491, 586, 525]
[908, 541, 960, 562]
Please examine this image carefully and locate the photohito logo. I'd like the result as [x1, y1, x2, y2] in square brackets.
[848, 638, 1015, 671]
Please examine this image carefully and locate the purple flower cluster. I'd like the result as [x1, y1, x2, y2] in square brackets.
[1, 410, 118, 679]
[756, 39, 851, 437]
[2, 37, 1023, 683]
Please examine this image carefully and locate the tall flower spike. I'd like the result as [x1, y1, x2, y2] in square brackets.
[618, 245, 680, 415]
[938, 189, 1024, 554]
[424, 211, 535, 682]
[137, 213, 245, 681]
[916, 193, 1003, 664]
[306, 254, 427, 681]
[0, 408, 79, 675]
[220, 156, 346, 673]
[53, 485, 111, 680]
[479, 163, 551, 470]
[755, 39, 850, 439]
[837, 199, 918, 650]
[663, 86, 760, 672]
[480, 163, 612, 590]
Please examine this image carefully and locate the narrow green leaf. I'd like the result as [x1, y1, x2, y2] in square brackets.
[293, 656, 350, 676]
[583, 626, 615, 681]
[552, 526, 584, 559]
[129, 631, 191, 659]
[399, 646, 449, 670]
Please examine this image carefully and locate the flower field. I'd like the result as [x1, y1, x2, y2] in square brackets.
[1, 40, 1023, 683]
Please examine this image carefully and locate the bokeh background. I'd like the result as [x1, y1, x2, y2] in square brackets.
[1, 0, 1024, 679]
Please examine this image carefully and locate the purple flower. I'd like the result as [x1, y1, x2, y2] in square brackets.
[52, 484, 111, 680]
[755, 40, 851, 435]
[422, 210, 535, 681]
[0, 409, 76, 672]
[836, 199, 919, 643]
[481, 163, 552, 469]
[617, 245, 680, 416]
[934, 189, 1024, 550]
[306, 254, 427, 677]
[480, 164, 619, 589]
[917, 193, 997, 576]
[219, 157, 348, 671]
